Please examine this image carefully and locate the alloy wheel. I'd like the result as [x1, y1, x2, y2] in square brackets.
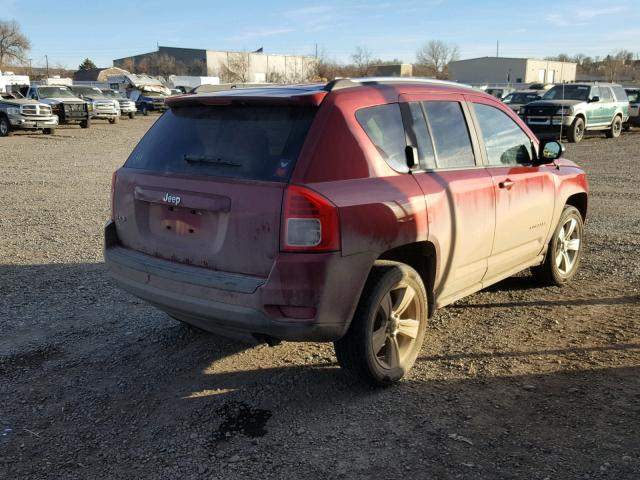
[555, 217, 581, 275]
[371, 284, 423, 370]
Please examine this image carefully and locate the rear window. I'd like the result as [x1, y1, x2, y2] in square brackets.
[125, 105, 316, 182]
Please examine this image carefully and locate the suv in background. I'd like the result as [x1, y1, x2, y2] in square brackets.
[69, 86, 120, 124]
[105, 78, 588, 385]
[24, 85, 91, 128]
[520, 83, 629, 142]
[0, 91, 58, 136]
[624, 87, 639, 130]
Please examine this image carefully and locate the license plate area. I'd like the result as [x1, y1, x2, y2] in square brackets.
[159, 205, 204, 236]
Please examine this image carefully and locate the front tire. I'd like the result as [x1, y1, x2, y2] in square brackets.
[42, 128, 55, 135]
[142, 105, 149, 116]
[567, 117, 585, 143]
[334, 261, 428, 386]
[606, 116, 622, 138]
[80, 118, 91, 129]
[128, 112, 135, 119]
[0, 116, 11, 137]
[108, 116, 119, 124]
[532, 205, 584, 286]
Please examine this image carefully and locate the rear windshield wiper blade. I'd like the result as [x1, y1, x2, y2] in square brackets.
[184, 154, 241, 167]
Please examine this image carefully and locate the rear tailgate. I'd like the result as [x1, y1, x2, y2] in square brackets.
[112, 103, 317, 278]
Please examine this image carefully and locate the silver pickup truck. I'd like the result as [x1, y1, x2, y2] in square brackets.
[0, 92, 58, 136]
[24, 85, 91, 128]
[101, 88, 137, 119]
[69, 86, 120, 124]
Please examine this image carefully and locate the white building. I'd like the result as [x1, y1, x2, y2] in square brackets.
[448, 57, 577, 85]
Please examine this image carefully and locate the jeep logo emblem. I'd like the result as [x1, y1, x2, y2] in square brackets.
[162, 193, 181, 206]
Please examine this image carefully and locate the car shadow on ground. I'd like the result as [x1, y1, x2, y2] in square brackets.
[2, 262, 639, 478]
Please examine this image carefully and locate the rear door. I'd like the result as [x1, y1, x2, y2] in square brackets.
[112, 103, 316, 278]
[400, 93, 496, 305]
[466, 95, 555, 282]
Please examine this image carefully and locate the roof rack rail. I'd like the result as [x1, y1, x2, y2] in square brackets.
[324, 76, 473, 92]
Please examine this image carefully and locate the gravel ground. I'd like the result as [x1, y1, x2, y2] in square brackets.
[1, 118, 638, 480]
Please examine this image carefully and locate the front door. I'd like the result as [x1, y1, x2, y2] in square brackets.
[400, 93, 496, 306]
[466, 95, 556, 282]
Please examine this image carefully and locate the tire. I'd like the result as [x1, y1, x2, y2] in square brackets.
[0, 116, 11, 137]
[532, 205, 584, 286]
[334, 261, 428, 386]
[623, 123, 631, 132]
[142, 106, 149, 116]
[128, 112, 135, 119]
[567, 117, 585, 143]
[606, 116, 622, 138]
[80, 118, 91, 129]
[42, 128, 55, 135]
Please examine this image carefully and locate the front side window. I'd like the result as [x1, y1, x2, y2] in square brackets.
[422, 101, 475, 168]
[356, 103, 407, 172]
[473, 103, 532, 166]
[406, 102, 436, 169]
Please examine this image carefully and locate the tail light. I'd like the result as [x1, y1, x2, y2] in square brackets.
[281, 185, 340, 252]
[110, 170, 118, 220]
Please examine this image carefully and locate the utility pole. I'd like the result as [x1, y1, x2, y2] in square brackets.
[45, 55, 49, 78]
[315, 43, 318, 59]
[496, 40, 499, 57]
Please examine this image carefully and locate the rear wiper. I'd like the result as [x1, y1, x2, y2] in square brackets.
[184, 154, 241, 167]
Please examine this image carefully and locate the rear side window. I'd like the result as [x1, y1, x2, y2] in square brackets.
[473, 103, 532, 166]
[422, 101, 475, 168]
[125, 105, 316, 182]
[613, 86, 629, 102]
[356, 103, 407, 172]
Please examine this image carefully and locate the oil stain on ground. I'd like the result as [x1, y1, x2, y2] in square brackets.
[213, 401, 272, 441]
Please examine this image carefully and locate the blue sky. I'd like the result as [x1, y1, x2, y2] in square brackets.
[3, 0, 639, 69]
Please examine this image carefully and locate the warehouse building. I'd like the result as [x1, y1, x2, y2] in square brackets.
[448, 57, 577, 85]
[113, 46, 317, 83]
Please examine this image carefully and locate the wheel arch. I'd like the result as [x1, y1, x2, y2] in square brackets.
[377, 241, 437, 317]
[565, 192, 588, 221]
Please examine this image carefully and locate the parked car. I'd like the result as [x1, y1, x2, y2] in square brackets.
[101, 89, 137, 119]
[134, 91, 167, 116]
[502, 90, 542, 112]
[484, 86, 515, 99]
[23, 85, 91, 128]
[0, 91, 58, 136]
[520, 83, 629, 143]
[69, 86, 120, 124]
[624, 87, 639, 130]
[105, 78, 588, 385]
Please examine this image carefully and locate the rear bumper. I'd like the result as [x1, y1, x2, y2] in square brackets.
[103, 221, 373, 342]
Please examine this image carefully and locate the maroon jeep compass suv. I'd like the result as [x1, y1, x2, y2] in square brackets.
[105, 78, 588, 385]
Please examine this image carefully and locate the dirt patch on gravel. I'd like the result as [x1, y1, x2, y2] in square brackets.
[0, 119, 638, 479]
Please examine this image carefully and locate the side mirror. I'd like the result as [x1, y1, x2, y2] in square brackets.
[589, 96, 600, 103]
[405, 146, 418, 170]
[535, 140, 565, 164]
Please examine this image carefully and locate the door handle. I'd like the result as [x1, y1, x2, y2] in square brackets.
[499, 180, 515, 190]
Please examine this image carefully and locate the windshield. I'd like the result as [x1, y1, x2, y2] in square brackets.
[101, 90, 125, 99]
[71, 86, 105, 98]
[125, 105, 316, 182]
[543, 85, 590, 101]
[38, 86, 76, 99]
[626, 90, 639, 103]
[503, 93, 540, 104]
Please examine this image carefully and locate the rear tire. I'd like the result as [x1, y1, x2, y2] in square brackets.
[532, 205, 584, 286]
[567, 117, 585, 143]
[42, 128, 55, 135]
[334, 261, 428, 386]
[0, 116, 11, 137]
[606, 116, 622, 138]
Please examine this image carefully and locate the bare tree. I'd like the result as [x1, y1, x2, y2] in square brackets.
[351, 46, 374, 76]
[120, 58, 135, 74]
[0, 20, 30, 67]
[416, 40, 459, 78]
[218, 52, 250, 83]
[603, 50, 628, 82]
